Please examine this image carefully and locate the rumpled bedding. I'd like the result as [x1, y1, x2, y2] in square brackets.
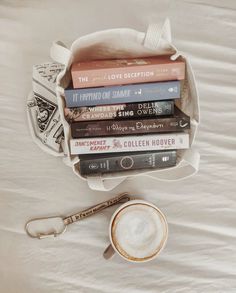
[0, 0, 235, 292]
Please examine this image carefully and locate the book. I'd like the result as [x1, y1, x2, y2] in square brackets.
[71, 106, 190, 138]
[71, 56, 185, 88]
[64, 80, 180, 107]
[70, 133, 189, 155]
[79, 150, 177, 175]
[65, 100, 175, 122]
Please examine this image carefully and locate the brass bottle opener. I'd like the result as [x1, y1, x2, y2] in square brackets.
[25, 192, 131, 239]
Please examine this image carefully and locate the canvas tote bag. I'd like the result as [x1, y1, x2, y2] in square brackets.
[27, 19, 200, 191]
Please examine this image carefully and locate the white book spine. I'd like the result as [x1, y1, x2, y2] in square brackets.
[70, 133, 189, 155]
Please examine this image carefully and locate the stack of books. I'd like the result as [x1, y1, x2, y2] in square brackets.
[64, 56, 190, 176]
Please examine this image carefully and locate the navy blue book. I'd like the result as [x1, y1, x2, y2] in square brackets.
[65, 81, 180, 107]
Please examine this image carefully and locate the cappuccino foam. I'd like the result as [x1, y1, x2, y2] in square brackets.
[111, 204, 167, 261]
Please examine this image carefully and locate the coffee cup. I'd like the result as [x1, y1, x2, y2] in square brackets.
[103, 200, 168, 263]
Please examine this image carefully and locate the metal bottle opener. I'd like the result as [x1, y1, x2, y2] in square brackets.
[25, 192, 131, 239]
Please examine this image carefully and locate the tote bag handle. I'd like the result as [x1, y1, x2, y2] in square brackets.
[50, 41, 72, 66]
[49, 18, 172, 64]
[87, 177, 127, 191]
[143, 18, 172, 49]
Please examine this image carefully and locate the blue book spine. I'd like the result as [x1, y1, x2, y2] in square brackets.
[65, 81, 180, 107]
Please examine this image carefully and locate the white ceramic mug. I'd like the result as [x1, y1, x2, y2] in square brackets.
[103, 199, 168, 263]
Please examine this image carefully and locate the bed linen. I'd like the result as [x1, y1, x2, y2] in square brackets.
[0, 0, 235, 292]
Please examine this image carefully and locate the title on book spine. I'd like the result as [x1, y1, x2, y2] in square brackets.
[71, 58, 185, 88]
[65, 81, 180, 107]
[70, 133, 189, 155]
[65, 100, 174, 122]
[71, 115, 190, 138]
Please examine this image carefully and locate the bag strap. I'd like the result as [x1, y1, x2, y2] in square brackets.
[50, 18, 172, 64]
[87, 176, 127, 191]
[50, 41, 72, 66]
[143, 18, 172, 50]
[144, 149, 200, 181]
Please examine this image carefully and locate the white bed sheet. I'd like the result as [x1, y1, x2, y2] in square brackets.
[0, 0, 236, 292]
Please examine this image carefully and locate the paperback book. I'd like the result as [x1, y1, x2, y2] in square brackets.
[64, 80, 180, 107]
[79, 150, 177, 175]
[71, 107, 190, 138]
[71, 56, 185, 88]
[70, 133, 189, 155]
[65, 100, 175, 122]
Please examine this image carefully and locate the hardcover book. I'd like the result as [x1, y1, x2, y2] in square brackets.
[71, 107, 190, 138]
[79, 150, 177, 175]
[65, 100, 174, 122]
[70, 133, 189, 155]
[71, 56, 185, 88]
[64, 80, 181, 107]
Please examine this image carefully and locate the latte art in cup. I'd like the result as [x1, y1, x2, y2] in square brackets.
[111, 203, 168, 262]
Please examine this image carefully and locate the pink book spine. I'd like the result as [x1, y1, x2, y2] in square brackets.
[71, 63, 185, 88]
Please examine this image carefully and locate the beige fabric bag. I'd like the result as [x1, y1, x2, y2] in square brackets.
[27, 19, 200, 191]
